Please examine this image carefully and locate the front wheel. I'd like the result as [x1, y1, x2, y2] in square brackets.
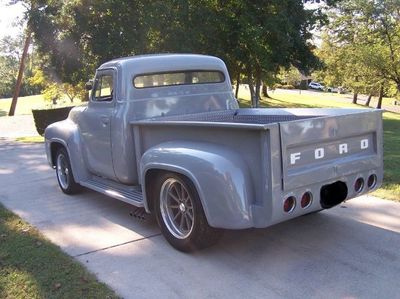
[55, 147, 81, 194]
[154, 172, 222, 252]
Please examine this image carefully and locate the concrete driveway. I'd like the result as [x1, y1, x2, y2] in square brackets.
[0, 141, 399, 299]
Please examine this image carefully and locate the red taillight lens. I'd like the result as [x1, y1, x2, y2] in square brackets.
[354, 178, 364, 193]
[367, 174, 377, 189]
[300, 192, 313, 209]
[283, 196, 296, 213]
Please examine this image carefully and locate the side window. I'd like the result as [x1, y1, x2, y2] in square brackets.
[93, 74, 113, 101]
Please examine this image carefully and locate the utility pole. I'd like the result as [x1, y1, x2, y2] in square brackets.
[8, 31, 31, 116]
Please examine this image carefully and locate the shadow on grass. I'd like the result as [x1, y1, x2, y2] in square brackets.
[0, 204, 118, 299]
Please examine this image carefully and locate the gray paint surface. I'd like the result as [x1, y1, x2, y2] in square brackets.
[0, 141, 398, 299]
[44, 54, 383, 230]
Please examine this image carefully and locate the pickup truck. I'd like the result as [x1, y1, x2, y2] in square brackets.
[45, 54, 383, 252]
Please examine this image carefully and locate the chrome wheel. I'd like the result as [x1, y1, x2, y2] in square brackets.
[160, 178, 195, 239]
[56, 153, 70, 190]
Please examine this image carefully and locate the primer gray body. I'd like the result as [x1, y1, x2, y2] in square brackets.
[45, 54, 383, 229]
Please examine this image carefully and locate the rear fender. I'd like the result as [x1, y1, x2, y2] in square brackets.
[141, 141, 255, 229]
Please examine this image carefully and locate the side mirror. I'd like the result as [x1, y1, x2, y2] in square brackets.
[85, 80, 93, 91]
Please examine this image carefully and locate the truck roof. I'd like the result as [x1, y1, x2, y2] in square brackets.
[98, 54, 228, 76]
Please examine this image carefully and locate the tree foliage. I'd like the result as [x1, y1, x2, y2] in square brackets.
[28, 68, 85, 104]
[317, 0, 400, 104]
[277, 66, 304, 88]
[25, 0, 331, 106]
[0, 35, 41, 98]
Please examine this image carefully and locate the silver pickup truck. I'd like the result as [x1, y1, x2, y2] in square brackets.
[45, 54, 383, 252]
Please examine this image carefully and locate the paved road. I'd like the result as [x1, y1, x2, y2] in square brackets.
[0, 142, 399, 299]
[0, 115, 39, 138]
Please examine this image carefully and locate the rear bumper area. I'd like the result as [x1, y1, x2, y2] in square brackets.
[251, 167, 382, 228]
[252, 109, 383, 228]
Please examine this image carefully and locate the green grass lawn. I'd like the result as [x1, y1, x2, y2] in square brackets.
[238, 88, 400, 202]
[0, 204, 118, 299]
[238, 87, 398, 110]
[0, 94, 82, 117]
[15, 136, 45, 143]
[0, 95, 46, 116]
[374, 112, 400, 201]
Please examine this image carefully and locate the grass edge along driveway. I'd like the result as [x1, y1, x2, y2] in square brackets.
[0, 203, 119, 299]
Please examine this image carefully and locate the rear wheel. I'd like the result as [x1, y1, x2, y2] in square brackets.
[154, 172, 222, 252]
[55, 147, 81, 194]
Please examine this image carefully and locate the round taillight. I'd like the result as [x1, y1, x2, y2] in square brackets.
[283, 196, 296, 213]
[354, 178, 364, 193]
[301, 192, 313, 209]
[367, 174, 377, 189]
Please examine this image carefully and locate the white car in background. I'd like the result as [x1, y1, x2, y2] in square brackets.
[308, 82, 325, 91]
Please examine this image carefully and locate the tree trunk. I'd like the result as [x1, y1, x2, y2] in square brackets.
[254, 77, 261, 108]
[365, 94, 372, 106]
[352, 92, 358, 104]
[248, 82, 256, 108]
[9, 32, 31, 116]
[376, 84, 384, 109]
[247, 68, 261, 108]
[67, 93, 74, 103]
[235, 73, 240, 98]
[262, 84, 270, 98]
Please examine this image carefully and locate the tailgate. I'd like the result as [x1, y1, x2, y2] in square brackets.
[279, 110, 383, 190]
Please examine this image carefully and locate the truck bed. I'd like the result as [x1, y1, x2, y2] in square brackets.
[150, 108, 320, 124]
[132, 107, 383, 228]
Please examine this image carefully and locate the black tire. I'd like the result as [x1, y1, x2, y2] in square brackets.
[154, 172, 222, 252]
[55, 147, 81, 194]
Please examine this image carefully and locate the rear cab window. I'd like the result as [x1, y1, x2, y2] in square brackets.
[133, 70, 225, 89]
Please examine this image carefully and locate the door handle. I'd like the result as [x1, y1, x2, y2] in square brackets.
[100, 116, 110, 126]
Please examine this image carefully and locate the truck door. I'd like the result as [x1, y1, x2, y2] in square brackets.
[80, 69, 116, 179]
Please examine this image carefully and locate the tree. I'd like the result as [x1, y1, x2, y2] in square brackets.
[0, 55, 18, 98]
[317, 0, 400, 104]
[0, 33, 42, 99]
[26, 0, 333, 107]
[26, 0, 149, 85]
[8, 32, 31, 116]
[277, 66, 303, 88]
[207, 1, 324, 107]
[28, 67, 85, 105]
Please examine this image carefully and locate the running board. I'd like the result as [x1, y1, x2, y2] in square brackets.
[81, 176, 144, 207]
